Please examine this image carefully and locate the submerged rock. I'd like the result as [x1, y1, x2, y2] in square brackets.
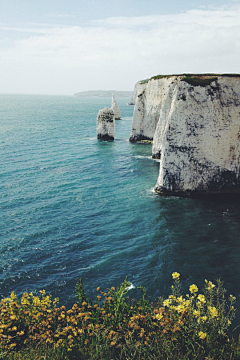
[111, 94, 121, 120]
[97, 108, 115, 141]
[130, 74, 240, 197]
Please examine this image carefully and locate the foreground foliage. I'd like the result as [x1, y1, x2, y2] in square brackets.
[0, 273, 240, 359]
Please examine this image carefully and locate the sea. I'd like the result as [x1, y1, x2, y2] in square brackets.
[1, 94, 240, 319]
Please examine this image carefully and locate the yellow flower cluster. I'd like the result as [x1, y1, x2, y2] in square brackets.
[189, 284, 198, 294]
[172, 272, 180, 280]
[0, 274, 236, 357]
[205, 280, 215, 290]
[208, 306, 218, 318]
[198, 331, 207, 339]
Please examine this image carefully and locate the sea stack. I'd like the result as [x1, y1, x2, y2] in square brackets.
[97, 107, 115, 141]
[130, 74, 240, 198]
[111, 94, 121, 120]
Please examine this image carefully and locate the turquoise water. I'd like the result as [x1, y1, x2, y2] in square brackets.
[1, 94, 240, 314]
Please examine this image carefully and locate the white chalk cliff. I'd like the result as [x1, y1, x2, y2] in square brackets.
[129, 77, 173, 141]
[97, 107, 115, 141]
[128, 80, 148, 105]
[111, 94, 121, 120]
[130, 74, 240, 197]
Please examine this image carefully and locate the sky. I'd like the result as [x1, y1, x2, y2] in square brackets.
[0, 0, 240, 95]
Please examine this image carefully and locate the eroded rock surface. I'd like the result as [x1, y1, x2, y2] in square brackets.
[129, 77, 173, 142]
[111, 94, 121, 120]
[97, 108, 115, 141]
[128, 80, 148, 105]
[130, 74, 240, 196]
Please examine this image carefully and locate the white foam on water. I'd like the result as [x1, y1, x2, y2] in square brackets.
[133, 155, 149, 159]
[126, 283, 135, 290]
[133, 155, 160, 162]
[149, 156, 160, 163]
[146, 188, 158, 197]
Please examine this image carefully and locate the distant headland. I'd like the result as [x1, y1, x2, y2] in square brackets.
[73, 90, 132, 97]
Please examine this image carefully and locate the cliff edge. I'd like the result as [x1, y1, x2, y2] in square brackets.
[130, 74, 240, 197]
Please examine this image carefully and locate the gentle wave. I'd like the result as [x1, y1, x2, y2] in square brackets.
[1, 94, 240, 322]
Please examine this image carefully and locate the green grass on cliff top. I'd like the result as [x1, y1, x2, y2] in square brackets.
[139, 73, 240, 86]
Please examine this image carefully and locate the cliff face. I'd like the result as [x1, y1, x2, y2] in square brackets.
[130, 74, 240, 196]
[128, 80, 148, 106]
[129, 77, 173, 141]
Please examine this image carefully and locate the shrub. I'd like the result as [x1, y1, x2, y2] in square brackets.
[0, 274, 239, 359]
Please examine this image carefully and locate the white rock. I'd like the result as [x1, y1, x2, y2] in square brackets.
[111, 94, 121, 120]
[97, 107, 115, 140]
[129, 77, 174, 141]
[131, 74, 240, 196]
[128, 80, 148, 105]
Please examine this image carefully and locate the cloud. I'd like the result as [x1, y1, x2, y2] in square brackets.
[0, 5, 240, 94]
[0, 26, 50, 34]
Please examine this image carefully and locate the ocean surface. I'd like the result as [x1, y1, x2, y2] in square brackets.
[1, 94, 240, 316]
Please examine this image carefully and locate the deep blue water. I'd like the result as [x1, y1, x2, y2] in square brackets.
[1, 94, 240, 317]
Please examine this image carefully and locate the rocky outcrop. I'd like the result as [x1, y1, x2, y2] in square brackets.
[128, 80, 148, 105]
[97, 108, 115, 140]
[111, 94, 121, 120]
[131, 74, 240, 197]
[129, 76, 172, 142]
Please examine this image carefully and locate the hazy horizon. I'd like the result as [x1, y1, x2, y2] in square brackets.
[1, 0, 240, 95]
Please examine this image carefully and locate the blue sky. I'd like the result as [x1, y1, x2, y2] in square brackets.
[1, 0, 240, 94]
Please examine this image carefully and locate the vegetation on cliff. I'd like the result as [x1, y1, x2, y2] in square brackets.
[139, 73, 240, 86]
[1, 274, 240, 359]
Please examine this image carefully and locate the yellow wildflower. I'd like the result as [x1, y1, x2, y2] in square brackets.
[163, 299, 171, 307]
[10, 292, 16, 300]
[156, 313, 163, 320]
[172, 272, 180, 280]
[201, 316, 207, 322]
[175, 304, 186, 313]
[206, 281, 215, 290]
[208, 306, 218, 317]
[193, 310, 200, 317]
[198, 331, 207, 339]
[197, 294, 206, 303]
[189, 284, 198, 294]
